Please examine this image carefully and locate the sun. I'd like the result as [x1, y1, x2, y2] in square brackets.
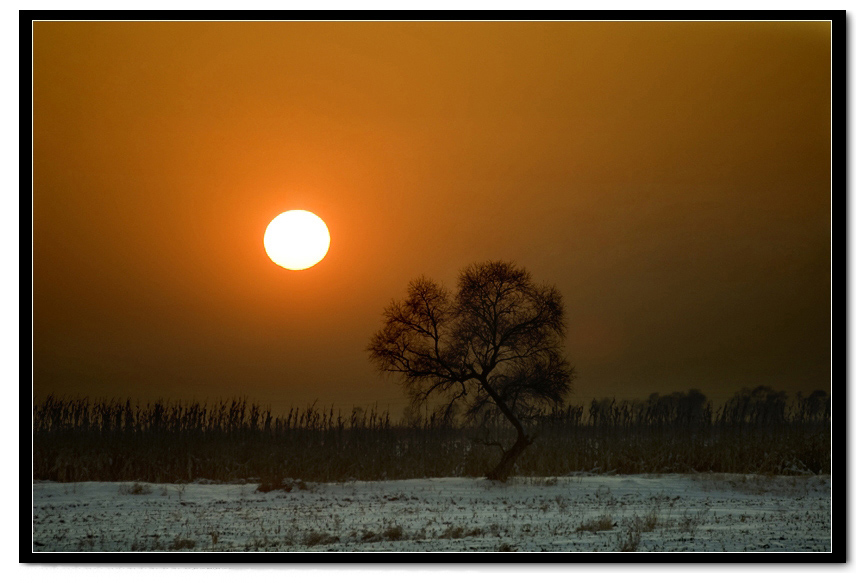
[263, 210, 330, 270]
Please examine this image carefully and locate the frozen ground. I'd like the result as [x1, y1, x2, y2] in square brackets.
[32, 474, 831, 553]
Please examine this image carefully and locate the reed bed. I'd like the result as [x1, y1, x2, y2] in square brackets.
[32, 388, 830, 483]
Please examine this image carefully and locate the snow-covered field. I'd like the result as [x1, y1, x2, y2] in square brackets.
[32, 474, 831, 553]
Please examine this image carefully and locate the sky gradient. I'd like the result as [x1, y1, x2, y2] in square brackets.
[33, 20, 832, 414]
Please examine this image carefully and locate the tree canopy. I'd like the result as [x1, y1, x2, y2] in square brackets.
[368, 260, 573, 480]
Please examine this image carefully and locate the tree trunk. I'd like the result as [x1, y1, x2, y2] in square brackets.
[486, 432, 532, 482]
[477, 377, 533, 481]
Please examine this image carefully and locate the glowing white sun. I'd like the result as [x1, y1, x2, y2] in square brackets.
[263, 210, 330, 270]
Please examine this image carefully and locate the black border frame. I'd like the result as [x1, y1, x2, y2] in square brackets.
[22, 9, 847, 565]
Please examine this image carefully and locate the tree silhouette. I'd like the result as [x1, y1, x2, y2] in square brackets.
[367, 260, 573, 480]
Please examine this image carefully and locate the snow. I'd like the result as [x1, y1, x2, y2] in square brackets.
[31, 473, 831, 553]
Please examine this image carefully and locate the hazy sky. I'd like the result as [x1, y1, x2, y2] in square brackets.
[33, 20, 832, 413]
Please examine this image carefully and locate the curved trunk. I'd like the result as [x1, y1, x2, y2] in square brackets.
[478, 377, 532, 481]
[486, 431, 531, 482]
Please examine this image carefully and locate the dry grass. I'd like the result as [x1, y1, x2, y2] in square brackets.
[634, 508, 659, 532]
[617, 526, 641, 552]
[303, 531, 340, 547]
[440, 525, 485, 539]
[33, 390, 830, 483]
[168, 536, 196, 550]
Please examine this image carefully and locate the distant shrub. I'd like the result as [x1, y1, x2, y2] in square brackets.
[256, 477, 309, 493]
[118, 483, 152, 495]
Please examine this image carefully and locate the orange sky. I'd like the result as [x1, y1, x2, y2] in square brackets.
[33, 20, 832, 414]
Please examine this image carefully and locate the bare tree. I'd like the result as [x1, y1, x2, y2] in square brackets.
[367, 260, 573, 481]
